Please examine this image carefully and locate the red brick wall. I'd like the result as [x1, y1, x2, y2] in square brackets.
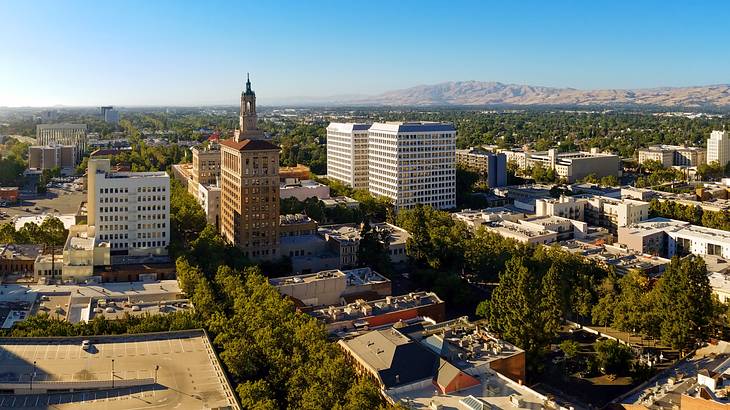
[490, 351, 526, 384]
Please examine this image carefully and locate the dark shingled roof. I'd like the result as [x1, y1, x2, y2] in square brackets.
[220, 138, 279, 151]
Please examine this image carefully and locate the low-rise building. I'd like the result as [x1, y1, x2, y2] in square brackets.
[0, 187, 19, 204]
[311, 291, 445, 334]
[452, 208, 525, 230]
[637, 144, 706, 167]
[0, 244, 42, 276]
[536, 195, 649, 232]
[270, 267, 391, 307]
[617, 217, 730, 261]
[280, 178, 331, 201]
[338, 317, 553, 409]
[319, 222, 410, 266]
[321, 196, 360, 209]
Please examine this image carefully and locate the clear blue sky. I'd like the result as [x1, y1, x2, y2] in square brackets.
[2, 0, 729, 106]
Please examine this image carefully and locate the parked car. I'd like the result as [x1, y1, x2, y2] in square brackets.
[81, 340, 91, 351]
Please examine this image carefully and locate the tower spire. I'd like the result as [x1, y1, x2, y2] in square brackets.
[245, 73, 252, 94]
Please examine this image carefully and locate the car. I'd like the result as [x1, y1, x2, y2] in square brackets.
[131, 305, 141, 312]
[81, 340, 91, 351]
[105, 307, 114, 313]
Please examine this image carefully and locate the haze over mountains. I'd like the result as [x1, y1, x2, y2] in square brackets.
[288, 81, 730, 108]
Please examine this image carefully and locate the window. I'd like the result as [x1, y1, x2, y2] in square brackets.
[708, 243, 723, 256]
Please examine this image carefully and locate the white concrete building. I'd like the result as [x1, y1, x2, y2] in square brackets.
[36, 123, 87, 158]
[637, 145, 706, 167]
[87, 158, 170, 259]
[368, 122, 456, 211]
[536, 195, 649, 231]
[280, 179, 330, 201]
[708, 130, 730, 166]
[326, 123, 371, 189]
[197, 183, 221, 228]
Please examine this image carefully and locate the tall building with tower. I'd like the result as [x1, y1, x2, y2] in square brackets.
[220, 76, 281, 260]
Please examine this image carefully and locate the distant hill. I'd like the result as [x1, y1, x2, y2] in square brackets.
[336, 81, 730, 108]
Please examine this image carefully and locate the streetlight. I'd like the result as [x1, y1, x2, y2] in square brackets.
[30, 361, 36, 390]
[111, 359, 115, 389]
[155, 365, 159, 384]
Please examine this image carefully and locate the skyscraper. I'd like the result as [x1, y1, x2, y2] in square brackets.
[326, 123, 371, 189]
[707, 130, 730, 167]
[220, 76, 280, 260]
[367, 122, 456, 211]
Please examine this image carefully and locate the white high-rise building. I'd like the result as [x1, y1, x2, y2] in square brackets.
[707, 130, 730, 167]
[326, 123, 371, 189]
[87, 158, 170, 258]
[36, 123, 87, 158]
[368, 122, 456, 211]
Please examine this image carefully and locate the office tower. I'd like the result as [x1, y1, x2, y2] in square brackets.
[87, 158, 170, 258]
[36, 123, 87, 158]
[220, 76, 280, 260]
[707, 130, 730, 167]
[368, 122, 456, 211]
[326, 123, 371, 189]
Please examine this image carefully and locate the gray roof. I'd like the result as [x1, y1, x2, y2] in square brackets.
[345, 328, 439, 388]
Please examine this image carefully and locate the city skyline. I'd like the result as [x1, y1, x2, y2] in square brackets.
[3, 0, 730, 107]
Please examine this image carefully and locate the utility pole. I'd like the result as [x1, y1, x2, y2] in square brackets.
[30, 361, 36, 390]
[111, 359, 115, 389]
[155, 365, 159, 384]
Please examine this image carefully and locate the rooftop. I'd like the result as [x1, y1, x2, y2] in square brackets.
[369, 121, 456, 133]
[279, 213, 316, 226]
[270, 269, 346, 287]
[0, 244, 43, 261]
[220, 138, 279, 151]
[311, 291, 442, 324]
[319, 222, 410, 245]
[0, 330, 240, 410]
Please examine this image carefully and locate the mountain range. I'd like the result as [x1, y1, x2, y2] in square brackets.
[298, 81, 730, 108]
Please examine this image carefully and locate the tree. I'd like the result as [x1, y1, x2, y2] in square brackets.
[169, 180, 207, 256]
[655, 256, 714, 349]
[357, 219, 392, 274]
[594, 339, 632, 375]
[560, 340, 580, 359]
[478, 256, 558, 369]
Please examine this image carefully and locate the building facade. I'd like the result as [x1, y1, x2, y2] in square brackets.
[456, 148, 507, 187]
[191, 144, 221, 187]
[368, 122, 456, 211]
[326, 123, 371, 189]
[637, 144, 706, 167]
[28, 144, 77, 172]
[708, 130, 730, 167]
[36, 123, 87, 158]
[87, 158, 170, 258]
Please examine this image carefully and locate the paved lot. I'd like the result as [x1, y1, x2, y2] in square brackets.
[0, 331, 239, 409]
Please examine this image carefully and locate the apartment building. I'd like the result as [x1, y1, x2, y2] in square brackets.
[28, 144, 77, 172]
[708, 130, 730, 166]
[36, 123, 87, 158]
[528, 148, 620, 183]
[637, 144, 706, 167]
[368, 122, 456, 211]
[326, 123, 371, 189]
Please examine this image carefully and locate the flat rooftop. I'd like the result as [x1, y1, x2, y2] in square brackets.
[319, 222, 410, 245]
[0, 330, 240, 409]
[0, 281, 182, 304]
[311, 291, 442, 324]
[269, 269, 345, 287]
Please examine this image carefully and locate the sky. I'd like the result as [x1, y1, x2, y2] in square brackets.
[1, 0, 730, 106]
